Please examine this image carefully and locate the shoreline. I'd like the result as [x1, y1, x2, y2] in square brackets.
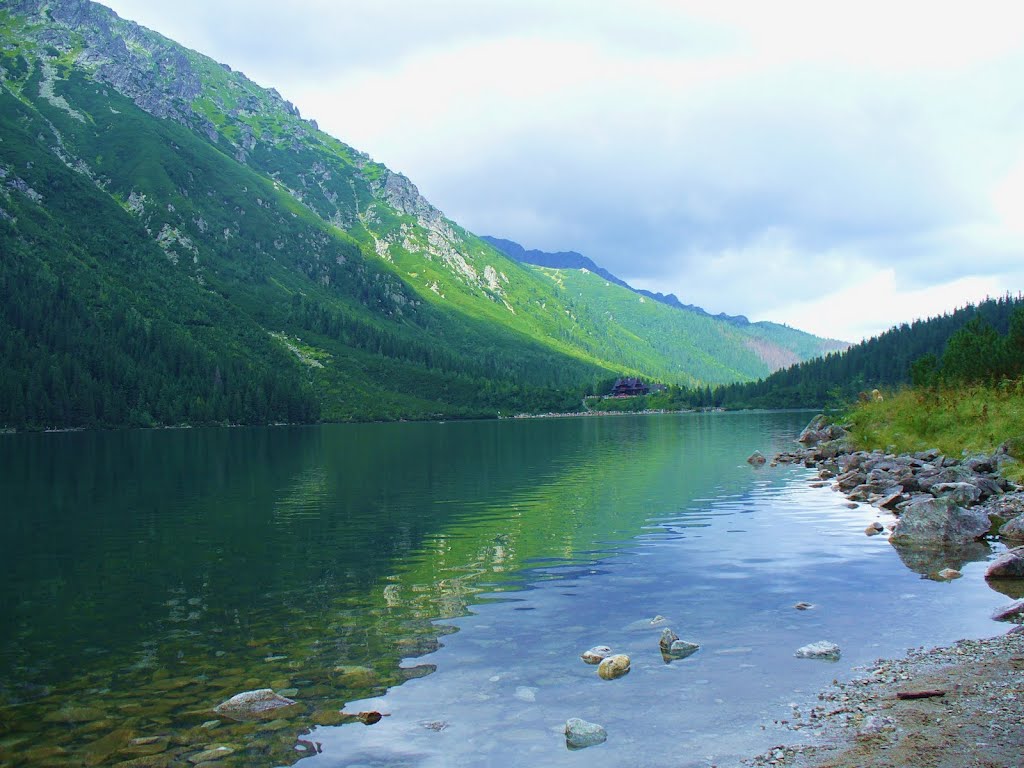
[744, 629, 1024, 768]
[741, 418, 1024, 768]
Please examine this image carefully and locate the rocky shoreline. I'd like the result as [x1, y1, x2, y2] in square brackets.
[741, 416, 1024, 768]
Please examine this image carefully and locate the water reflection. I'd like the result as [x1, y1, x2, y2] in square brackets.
[0, 413, 1015, 767]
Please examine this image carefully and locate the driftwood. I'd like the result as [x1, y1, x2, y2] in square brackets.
[896, 689, 946, 700]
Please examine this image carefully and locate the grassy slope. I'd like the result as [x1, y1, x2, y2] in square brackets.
[535, 266, 845, 386]
[846, 384, 1024, 482]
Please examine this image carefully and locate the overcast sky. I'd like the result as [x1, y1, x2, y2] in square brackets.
[102, 0, 1024, 342]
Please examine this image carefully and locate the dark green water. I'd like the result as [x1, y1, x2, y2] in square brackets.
[0, 414, 1011, 766]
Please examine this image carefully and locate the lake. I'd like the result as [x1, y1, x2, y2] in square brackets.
[0, 412, 1011, 767]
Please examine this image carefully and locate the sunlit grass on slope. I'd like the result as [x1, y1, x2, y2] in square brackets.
[847, 382, 1024, 483]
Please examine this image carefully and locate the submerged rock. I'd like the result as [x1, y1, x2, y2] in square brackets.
[212, 689, 297, 722]
[580, 646, 612, 665]
[936, 568, 962, 580]
[747, 450, 767, 466]
[795, 641, 841, 660]
[565, 718, 607, 749]
[890, 540, 991, 577]
[597, 654, 630, 680]
[188, 745, 235, 763]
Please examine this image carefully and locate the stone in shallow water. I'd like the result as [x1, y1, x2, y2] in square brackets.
[794, 641, 841, 660]
[580, 645, 612, 664]
[513, 686, 537, 702]
[992, 599, 1024, 622]
[986, 546, 1024, 579]
[667, 639, 700, 659]
[331, 665, 379, 688]
[597, 654, 630, 680]
[188, 744, 235, 763]
[212, 689, 296, 722]
[42, 705, 107, 723]
[658, 628, 679, 654]
[564, 718, 607, 749]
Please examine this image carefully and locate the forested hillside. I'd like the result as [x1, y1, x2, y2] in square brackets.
[711, 295, 1024, 408]
[0, 0, 840, 430]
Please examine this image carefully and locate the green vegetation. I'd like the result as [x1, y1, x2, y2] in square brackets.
[846, 385, 1023, 475]
[0, 2, 840, 430]
[534, 266, 842, 388]
[841, 306, 1024, 483]
[707, 295, 1024, 409]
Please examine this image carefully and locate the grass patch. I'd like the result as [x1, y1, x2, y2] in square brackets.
[847, 381, 1024, 482]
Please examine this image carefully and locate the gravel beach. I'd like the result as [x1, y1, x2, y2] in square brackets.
[744, 628, 1024, 768]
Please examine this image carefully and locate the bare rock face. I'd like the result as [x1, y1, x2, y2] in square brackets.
[889, 497, 991, 546]
[986, 547, 1024, 580]
[213, 689, 297, 722]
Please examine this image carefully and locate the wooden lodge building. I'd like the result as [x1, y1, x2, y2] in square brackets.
[610, 377, 650, 397]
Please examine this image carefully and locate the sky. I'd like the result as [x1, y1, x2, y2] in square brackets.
[100, 0, 1024, 342]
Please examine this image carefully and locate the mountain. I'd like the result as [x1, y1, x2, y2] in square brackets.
[480, 236, 632, 289]
[710, 295, 1024, 409]
[483, 238, 847, 378]
[482, 235, 756, 325]
[0, 0, 843, 430]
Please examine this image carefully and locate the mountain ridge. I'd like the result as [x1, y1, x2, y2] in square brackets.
[482, 235, 758, 326]
[1, 0, 844, 429]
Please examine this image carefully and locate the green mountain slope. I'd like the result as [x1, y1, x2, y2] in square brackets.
[0, 0, 842, 429]
[530, 266, 846, 384]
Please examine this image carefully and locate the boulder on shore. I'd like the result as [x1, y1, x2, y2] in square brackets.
[986, 547, 1024, 579]
[889, 496, 990, 546]
[992, 599, 1024, 622]
[1000, 516, 1024, 541]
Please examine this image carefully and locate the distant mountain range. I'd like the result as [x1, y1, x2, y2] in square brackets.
[0, 0, 846, 429]
[483, 236, 756, 326]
